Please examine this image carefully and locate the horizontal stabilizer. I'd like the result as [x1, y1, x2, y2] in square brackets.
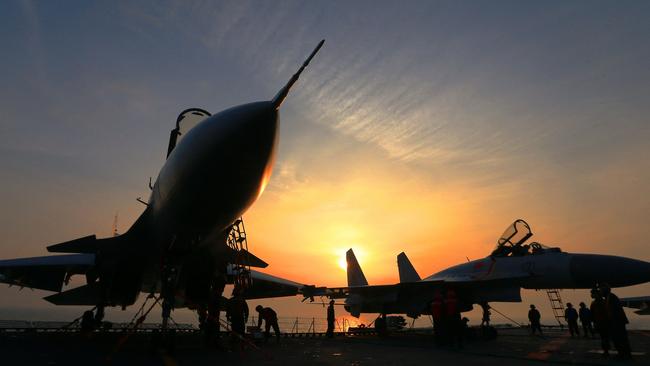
[47, 209, 150, 254]
[0, 254, 95, 292]
[346, 249, 368, 287]
[47, 235, 97, 253]
[228, 267, 304, 299]
[43, 282, 102, 305]
[227, 248, 268, 268]
[397, 252, 421, 283]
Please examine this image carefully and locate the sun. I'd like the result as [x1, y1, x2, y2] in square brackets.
[337, 255, 347, 271]
[335, 247, 366, 272]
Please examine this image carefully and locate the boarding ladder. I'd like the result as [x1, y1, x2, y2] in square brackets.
[227, 217, 252, 289]
[546, 289, 565, 327]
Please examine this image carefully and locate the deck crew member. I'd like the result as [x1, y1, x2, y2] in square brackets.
[326, 300, 335, 338]
[578, 302, 593, 337]
[590, 288, 610, 357]
[564, 303, 580, 337]
[601, 284, 632, 359]
[226, 288, 249, 348]
[255, 305, 281, 343]
[528, 305, 543, 335]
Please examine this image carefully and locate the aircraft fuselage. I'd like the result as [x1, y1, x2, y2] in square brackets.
[149, 101, 278, 248]
[344, 250, 650, 318]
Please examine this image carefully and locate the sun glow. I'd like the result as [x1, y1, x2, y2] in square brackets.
[337, 255, 347, 271]
[335, 247, 367, 272]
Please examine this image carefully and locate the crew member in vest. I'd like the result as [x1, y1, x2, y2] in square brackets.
[431, 289, 444, 345]
[446, 288, 462, 348]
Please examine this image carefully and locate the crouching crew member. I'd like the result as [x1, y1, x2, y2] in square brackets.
[255, 305, 281, 343]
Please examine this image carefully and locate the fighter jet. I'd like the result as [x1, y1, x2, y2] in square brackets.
[621, 296, 650, 315]
[0, 40, 324, 325]
[310, 219, 650, 319]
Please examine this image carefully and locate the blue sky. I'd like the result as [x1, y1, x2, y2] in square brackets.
[1, 1, 649, 326]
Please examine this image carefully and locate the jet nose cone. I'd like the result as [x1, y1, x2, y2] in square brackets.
[204, 101, 279, 155]
[570, 254, 650, 288]
[216, 100, 278, 135]
[206, 101, 279, 207]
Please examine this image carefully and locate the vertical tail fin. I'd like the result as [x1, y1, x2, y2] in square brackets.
[397, 252, 421, 283]
[346, 249, 368, 287]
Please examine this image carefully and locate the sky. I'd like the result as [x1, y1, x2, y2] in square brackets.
[1, 0, 650, 328]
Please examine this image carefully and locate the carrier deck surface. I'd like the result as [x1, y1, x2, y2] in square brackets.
[1, 327, 648, 365]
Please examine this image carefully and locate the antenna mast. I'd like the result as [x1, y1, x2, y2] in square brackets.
[271, 39, 325, 109]
[112, 213, 119, 237]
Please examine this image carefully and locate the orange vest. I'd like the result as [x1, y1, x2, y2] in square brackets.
[431, 292, 443, 321]
[446, 290, 458, 315]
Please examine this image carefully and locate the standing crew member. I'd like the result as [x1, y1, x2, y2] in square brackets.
[578, 302, 593, 337]
[480, 303, 491, 327]
[564, 303, 580, 337]
[590, 288, 610, 357]
[445, 289, 462, 348]
[226, 288, 249, 349]
[326, 300, 335, 338]
[601, 284, 632, 359]
[256, 305, 281, 343]
[431, 290, 444, 345]
[80, 310, 96, 336]
[528, 305, 543, 335]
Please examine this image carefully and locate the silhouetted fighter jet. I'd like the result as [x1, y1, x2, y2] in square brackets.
[0, 40, 324, 326]
[621, 296, 650, 315]
[307, 219, 650, 319]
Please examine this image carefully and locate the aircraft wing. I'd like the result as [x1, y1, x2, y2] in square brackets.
[239, 269, 306, 300]
[0, 254, 95, 292]
[302, 282, 445, 299]
[621, 296, 650, 315]
[303, 276, 525, 303]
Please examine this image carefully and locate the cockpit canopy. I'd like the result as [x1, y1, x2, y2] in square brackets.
[167, 108, 212, 158]
[491, 219, 562, 257]
[497, 219, 532, 249]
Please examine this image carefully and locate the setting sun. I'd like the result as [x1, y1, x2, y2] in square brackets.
[335, 247, 368, 273]
[337, 255, 347, 271]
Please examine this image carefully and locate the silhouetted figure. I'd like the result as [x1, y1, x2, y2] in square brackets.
[480, 303, 491, 327]
[95, 306, 105, 326]
[80, 310, 96, 335]
[602, 284, 631, 359]
[578, 302, 593, 337]
[256, 305, 280, 343]
[431, 290, 444, 345]
[226, 289, 249, 349]
[326, 300, 335, 338]
[211, 275, 226, 339]
[202, 292, 222, 347]
[375, 313, 388, 337]
[590, 288, 610, 357]
[458, 317, 469, 348]
[565, 303, 580, 337]
[528, 305, 543, 335]
[445, 289, 462, 348]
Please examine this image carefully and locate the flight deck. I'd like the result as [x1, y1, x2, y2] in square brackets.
[1, 326, 647, 365]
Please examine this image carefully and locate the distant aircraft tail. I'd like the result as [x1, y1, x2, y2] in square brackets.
[397, 252, 421, 283]
[346, 249, 368, 287]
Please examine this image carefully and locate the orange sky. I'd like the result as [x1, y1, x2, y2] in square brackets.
[1, 1, 650, 329]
